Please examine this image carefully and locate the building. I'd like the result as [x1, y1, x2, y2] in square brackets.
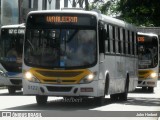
[1, 0, 68, 26]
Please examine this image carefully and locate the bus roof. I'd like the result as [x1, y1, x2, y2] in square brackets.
[1, 23, 25, 29]
[27, 9, 136, 31]
[138, 32, 159, 37]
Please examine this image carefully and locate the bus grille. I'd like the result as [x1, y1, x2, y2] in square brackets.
[10, 79, 22, 85]
[47, 86, 72, 92]
[42, 80, 77, 84]
[30, 68, 91, 84]
[35, 70, 82, 77]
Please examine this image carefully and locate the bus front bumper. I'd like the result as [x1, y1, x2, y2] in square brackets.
[0, 77, 22, 86]
[23, 79, 105, 97]
[138, 79, 157, 87]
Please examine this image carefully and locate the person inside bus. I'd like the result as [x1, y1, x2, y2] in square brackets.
[7, 43, 18, 61]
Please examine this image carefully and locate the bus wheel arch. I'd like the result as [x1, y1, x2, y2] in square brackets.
[8, 86, 16, 94]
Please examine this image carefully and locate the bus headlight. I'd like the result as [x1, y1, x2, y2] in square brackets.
[0, 69, 7, 77]
[24, 72, 40, 83]
[80, 72, 97, 83]
[150, 72, 157, 78]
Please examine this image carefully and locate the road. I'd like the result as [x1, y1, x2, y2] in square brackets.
[0, 81, 160, 120]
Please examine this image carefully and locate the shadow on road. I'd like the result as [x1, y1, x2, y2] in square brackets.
[124, 97, 160, 107]
[5, 97, 112, 110]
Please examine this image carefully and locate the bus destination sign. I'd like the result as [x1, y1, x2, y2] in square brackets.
[46, 16, 78, 23]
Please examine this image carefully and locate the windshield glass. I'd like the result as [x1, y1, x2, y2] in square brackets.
[0, 28, 24, 72]
[24, 29, 97, 68]
[138, 35, 158, 69]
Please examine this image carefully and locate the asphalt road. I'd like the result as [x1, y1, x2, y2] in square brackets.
[0, 81, 159, 120]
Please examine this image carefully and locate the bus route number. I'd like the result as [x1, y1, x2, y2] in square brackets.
[138, 37, 144, 42]
[28, 85, 38, 90]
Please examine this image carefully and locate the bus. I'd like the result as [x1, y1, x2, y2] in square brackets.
[137, 32, 159, 92]
[23, 9, 138, 105]
[0, 24, 25, 94]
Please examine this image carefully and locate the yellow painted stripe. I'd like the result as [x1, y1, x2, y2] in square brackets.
[27, 68, 91, 84]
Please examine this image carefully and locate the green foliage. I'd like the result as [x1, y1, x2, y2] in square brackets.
[112, 0, 160, 27]
[89, 0, 160, 27]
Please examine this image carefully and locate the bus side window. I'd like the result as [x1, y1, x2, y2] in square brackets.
[105, 24, 110, 53]
[98, 21, 106, 53]
[120, 28, 123, 54]
[113, 26, 116, 53]
[127, 30, 130, 55]
[136, 33, 138, 55]
[129, 31, 133, 55]
[109, 25, 113, 53]
[123, 29, 126, 54]
[132, 32, 135, 55]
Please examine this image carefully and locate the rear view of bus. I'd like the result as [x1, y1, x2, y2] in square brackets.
[0, 24, 25, 94]
[138, 32, 159, 92]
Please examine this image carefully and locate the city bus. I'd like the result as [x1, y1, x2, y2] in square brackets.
[138, 32, 159, 92]
[0, 24, 25, 94]
[23, 9, 138, 105]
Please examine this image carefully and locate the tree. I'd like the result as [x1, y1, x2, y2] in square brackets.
[112, 0, 160, 26]
[89, 0, 113, 14]
[69, 0, 90, 10]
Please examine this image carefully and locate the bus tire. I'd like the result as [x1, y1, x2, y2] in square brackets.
[142, 87, 147, 91]
[148, 87, 154, 93]
[94, 96, 105, 106]
[36, 95, 48, 105]
[8, 86, 16, 94]
[110, 94, 119, 101]
[119, 74, 129, 101]
[105, 74, 110, 95]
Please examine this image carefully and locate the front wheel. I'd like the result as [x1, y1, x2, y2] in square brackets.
[148, 87, 154, 93]
[8, 86, 16, 94]
[94, 96, 105, 106]
[36, 95, 48, 105]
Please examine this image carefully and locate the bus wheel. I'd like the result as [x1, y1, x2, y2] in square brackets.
[94, 96, 105, 106]
[119, 93, 127, 101]
[8, 86, 16, 94]
[36, 95, 48, 105]
[142, 87, 147, 91]
[110, 94, 119, 101]
[119, 75, 129, 101]
[148, 87, 154, 93]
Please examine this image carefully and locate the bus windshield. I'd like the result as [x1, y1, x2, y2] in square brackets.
[24, 13, 97, 69]
[138, 35, 158, 69]
[0, 28, 24, 72]
[24, 29, 96, 68]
